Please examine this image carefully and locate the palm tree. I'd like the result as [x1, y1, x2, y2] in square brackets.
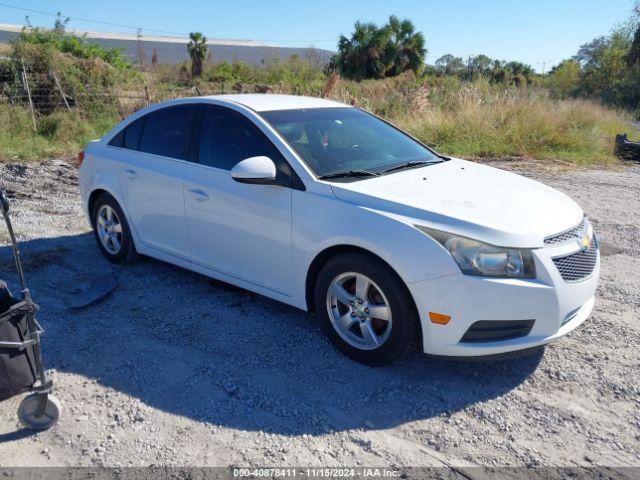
[334, 22, 392, 80]
[332, 17, 427, 80]
[386, 15, 426, 76]
[187, 32, 208, 78]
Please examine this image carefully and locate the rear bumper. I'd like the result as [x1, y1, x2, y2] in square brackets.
[408, 244, 599, 357]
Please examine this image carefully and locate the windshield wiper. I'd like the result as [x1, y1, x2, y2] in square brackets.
[318, 170, 381, 180]
[381, 159, 442, 174]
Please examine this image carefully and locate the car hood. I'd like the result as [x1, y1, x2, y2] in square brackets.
[330, 158, 583, 248]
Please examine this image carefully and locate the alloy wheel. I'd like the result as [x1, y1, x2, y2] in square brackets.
[96, 204, 123, 255]
[326, 272, 393, 350]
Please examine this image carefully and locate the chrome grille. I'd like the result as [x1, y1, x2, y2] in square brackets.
[545, 217, 587, 245]
[552, 235, 598, 282]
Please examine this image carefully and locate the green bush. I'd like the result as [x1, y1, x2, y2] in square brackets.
[14, 20, 130, 71]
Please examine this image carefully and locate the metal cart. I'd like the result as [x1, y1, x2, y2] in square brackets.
[0, 188, 60, 430]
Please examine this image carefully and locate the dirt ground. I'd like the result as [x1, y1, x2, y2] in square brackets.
[0, 158, 638, 470]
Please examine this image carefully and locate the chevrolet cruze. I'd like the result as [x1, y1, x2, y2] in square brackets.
[78, 94, 600, 365]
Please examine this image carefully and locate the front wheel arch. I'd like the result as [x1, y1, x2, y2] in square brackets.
[305, 245, 418, 318]
[312, 249, 422, 365]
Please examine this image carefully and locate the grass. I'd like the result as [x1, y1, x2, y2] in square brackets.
[0, 61, 636, 164]
[0, 105, 118, 161]
[395, 82, 635, 164]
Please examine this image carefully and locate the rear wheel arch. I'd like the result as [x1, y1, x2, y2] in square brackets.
[88, 188, 109, 219]
[88, 188, 130, 229]
[89, 190, 138, 263]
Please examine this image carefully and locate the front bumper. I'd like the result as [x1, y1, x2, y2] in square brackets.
[408, 241, 600, 357]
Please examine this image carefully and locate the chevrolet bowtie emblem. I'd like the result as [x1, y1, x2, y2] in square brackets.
[579, 234, 591, 251]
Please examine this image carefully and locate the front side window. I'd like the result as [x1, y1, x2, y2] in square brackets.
[138, 105, 197, 160]
[198, 106, 283, 170]
[260, 107, 440, 178]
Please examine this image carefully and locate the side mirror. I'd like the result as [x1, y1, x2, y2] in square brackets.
[230, 156, 277, 185]
[0, 189, 9, 213]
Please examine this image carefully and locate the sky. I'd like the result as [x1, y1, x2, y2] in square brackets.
[0, 0, 637, 71]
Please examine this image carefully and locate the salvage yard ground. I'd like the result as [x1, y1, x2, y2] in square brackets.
[0, 159, 638, 468]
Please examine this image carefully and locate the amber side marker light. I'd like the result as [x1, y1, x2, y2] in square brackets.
[429, 312, 451, 325]
[77, 150, 85, 167]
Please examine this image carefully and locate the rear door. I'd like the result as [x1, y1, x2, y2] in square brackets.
[114, 104, 198, 259]
[184, 105, 293, 294]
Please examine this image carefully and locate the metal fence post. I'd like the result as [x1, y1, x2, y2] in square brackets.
[20, 59, 37, 132]
[50, 70, 71, 112]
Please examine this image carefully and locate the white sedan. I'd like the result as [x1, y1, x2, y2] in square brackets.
[78, 94, 599, 365]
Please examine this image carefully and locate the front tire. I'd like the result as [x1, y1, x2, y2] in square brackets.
[314, 252, 419, 366]
[91, 193, 137, 264]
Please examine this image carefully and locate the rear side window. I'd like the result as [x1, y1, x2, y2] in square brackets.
[107, 117, 144, 150]
[124, 118, 144, 150]
[108, 130, 124, 148]
[138, 105, 197, 160]
[198, 106, 284, 170]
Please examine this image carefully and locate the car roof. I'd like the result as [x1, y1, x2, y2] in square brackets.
[206, 94, 350, 112]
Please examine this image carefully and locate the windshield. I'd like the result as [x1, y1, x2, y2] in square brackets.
[260, 107, 440, 178]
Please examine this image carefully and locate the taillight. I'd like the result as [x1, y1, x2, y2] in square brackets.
[77, 150, 85, 167]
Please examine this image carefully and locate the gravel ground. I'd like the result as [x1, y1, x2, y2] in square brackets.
[0, 159, 638, 469]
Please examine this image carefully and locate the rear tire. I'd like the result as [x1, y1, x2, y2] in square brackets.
[314, 252, 419, 366]
[91, 193, 137, 264]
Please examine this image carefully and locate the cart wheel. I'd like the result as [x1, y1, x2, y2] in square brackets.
[17, 393, 61, 431]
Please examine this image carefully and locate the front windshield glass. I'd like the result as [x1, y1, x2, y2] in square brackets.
[260, 107, 440, 178]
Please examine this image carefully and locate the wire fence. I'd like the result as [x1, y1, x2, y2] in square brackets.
[0, 57, 282, 130]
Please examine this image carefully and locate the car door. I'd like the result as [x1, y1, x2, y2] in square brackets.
[114, 104, 197, 259]
[184, 105, 293, 295]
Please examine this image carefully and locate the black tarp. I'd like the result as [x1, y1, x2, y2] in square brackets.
[614, 133, 640, 161]
[0, 281, 37, 401]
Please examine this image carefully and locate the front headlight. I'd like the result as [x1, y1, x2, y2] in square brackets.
[416, 226, 536, 278]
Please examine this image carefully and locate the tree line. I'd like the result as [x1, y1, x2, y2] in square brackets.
[328, 15, 537, 85]
[432, 54, 535, 86]
[547, 5, 640, 109]
[13, 7, 640, 113]
[331, 5, 640, 111]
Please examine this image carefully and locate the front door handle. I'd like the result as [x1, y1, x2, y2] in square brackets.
[123, 169, 137, 179]
[189, 189, 210, 201]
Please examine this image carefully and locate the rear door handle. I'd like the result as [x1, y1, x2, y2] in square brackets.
[189, 189, 210, 201]
[123, 169, 137, 179]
